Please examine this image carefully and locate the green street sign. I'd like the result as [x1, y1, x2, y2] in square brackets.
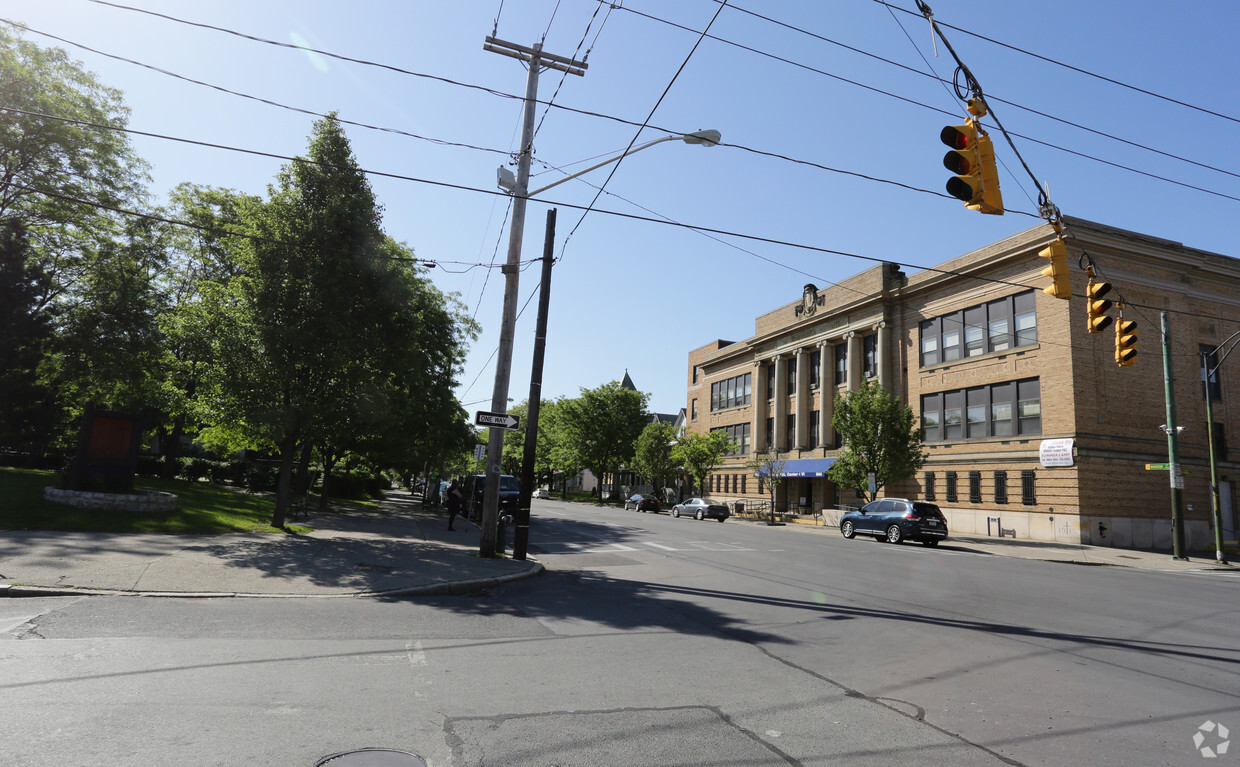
[1145, 463, 1170, 470]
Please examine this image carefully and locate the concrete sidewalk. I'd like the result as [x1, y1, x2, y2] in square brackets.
[0, 490, 542, 598]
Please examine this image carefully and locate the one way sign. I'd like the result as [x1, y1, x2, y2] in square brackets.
[475, 411, 520, 430]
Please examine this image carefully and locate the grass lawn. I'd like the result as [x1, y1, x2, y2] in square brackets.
[0, 467, 316, 534]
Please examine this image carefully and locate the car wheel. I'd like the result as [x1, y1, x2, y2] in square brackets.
[695, 510, 704, 520]
[672, 507, 680, 518]
[923, 539, 940, 547]
[716, 516, 726, 522]
[841, 520, 856, 539]
[886, 525, 903, 544]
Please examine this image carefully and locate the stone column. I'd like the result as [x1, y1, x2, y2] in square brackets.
[772, 355, 787, 452]
[752, 359, 767, 452]
[795, 347, 810, 450]
[818, 340, 834, 449]
[875, 321, 891, 393]
[846, 331, 862, 392]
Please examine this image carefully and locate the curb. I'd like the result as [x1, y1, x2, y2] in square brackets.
[0, 561, 545, 599]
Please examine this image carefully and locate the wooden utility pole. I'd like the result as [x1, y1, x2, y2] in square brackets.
[478, 38, 585, 558]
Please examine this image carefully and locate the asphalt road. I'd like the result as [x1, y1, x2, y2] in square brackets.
[3, 500, 1237, 767]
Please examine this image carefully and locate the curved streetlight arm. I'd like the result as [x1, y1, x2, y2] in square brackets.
[1206, 328, 1240, 378]
[525, 129, 721, 197]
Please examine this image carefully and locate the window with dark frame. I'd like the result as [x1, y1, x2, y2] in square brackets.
[787, 357, 797, 396]
[785, 413, 796, 451]
[924, 471, 936, 501]
[809, 349, 821, 387]
[863, 334, 878, 378]
[1021, 470, 1036, 505]
[835, 343, 847, 383]
[994, 471, 1007, 504]
[919, 290, 1038, 368]
[921, 377, 1041, 442]
[710, 372, 752, 412]
[946, 471, 958, 503]
[969, 471, 982, 503]
[810, 410, 821, 447]
[766, 363, 776, 399]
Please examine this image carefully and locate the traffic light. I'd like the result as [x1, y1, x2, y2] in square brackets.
[1115, 313, 1138, 366]
[1085, 271, 1113, 333]
[1039, 238, 1072, 299]
[940, 118, 1004, 215]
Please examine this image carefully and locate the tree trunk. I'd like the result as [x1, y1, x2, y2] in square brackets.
[318, 447, 339, 511]
[161, 419, 185, 479]
[270, 431, 299, 528]
[294, 440, 313, 495]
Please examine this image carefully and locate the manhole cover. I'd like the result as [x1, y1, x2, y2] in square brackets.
[315, 748, 424, 766]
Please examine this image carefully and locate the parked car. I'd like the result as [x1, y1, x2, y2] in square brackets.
[671, 497, 730, 522]
[624, 493, 662, 513]
[533, 488, 553, 500]
[839, 498, 949, 546]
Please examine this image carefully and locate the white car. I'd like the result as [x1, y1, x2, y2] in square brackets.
[533, 488, 553, 499]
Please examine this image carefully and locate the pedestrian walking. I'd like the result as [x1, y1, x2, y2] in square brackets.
[446, 479, 463, 531]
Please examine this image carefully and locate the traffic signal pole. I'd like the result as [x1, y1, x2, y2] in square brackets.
[1161, 311, 1189, 560]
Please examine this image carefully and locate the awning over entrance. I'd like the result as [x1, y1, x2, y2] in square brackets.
[756, 458, 835, 478]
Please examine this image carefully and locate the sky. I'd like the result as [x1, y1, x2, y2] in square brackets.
[6, 0, 1240, 418]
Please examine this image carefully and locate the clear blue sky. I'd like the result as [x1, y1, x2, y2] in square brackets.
[7, 1, 1240, 417]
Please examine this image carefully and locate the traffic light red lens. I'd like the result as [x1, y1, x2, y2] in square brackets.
[940, 126, 970, 150]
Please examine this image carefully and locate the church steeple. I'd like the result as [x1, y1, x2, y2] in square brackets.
[620, 369, 636, 390]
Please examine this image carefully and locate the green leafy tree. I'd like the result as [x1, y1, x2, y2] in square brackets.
[559, 381, 649, 501]
[746, 448, 787, 524]
[672, 430, 735, 497]
[199, 115, 392, 526]
[0, 220, 56, 453]
[631, 421, 679, 499]
[828, 379, 926, 503]
[0, 28, 148, 311]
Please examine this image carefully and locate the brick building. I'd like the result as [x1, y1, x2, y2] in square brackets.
[685, 218, 1240, 552]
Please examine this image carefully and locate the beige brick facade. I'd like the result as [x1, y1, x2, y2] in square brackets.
[685, 218, 1240, 552]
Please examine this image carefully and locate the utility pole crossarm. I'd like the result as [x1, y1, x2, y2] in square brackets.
[484, 37, 587, 76]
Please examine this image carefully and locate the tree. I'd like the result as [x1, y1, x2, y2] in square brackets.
[199, 115, 391, 526]
[672, 430, 735, 498]
[828, 379, 926, 503]
[0, 28, 148, 311]
[746, 448, 787, 525]
[0, 219, 56, 453]
[631, 421, 679, 500]
[559, 381, 648, 501]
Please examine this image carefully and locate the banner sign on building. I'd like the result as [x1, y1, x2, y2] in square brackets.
[1039, 438, 1075, 467]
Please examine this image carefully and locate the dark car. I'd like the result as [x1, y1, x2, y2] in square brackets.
[840, 498, 948, 546]
[671, 497, 730, 522]
[624, 493, 662, 513]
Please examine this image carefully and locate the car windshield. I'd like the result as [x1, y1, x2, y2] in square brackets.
[499, 476, 519, 492]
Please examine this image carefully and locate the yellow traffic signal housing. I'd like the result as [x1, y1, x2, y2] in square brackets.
[940, 119, 1004, 215]
[1115, 316, 1138, 366]
[1039, 239, 1072, 299]
[1086, 277, 1113, 333]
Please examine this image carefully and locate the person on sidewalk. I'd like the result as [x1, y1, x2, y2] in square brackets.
[446, 480, 463, 531]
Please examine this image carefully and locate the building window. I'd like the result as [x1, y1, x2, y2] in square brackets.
[765, 417, 774, 451]
[924, 471, 936, 501]
[945, 471, 958, 503]
[809, 410, 820, 447]
[712, 423, 751, 456]
[863, 334, 878, 378]
[691, 398, 698, 421]
[835, 343, 847, 383]
[922, 378, 1041, 442]
[787, 357, 797, 396]
[809, 349, 821, 388]
[710, 372, 752, 412]
[785, 413, 796, 451]
[758, 477, 765, 496]
[994, 471, 1007, 504]
[919, 291, 1037, 368]
[693, 365, 700, 385]
[1202, 345, 1222, 401]
[741, 475, 747, 494]
[969, 471, 982, 503]
[1021, 470, 1036, 505]
[766, 363, 776, 399]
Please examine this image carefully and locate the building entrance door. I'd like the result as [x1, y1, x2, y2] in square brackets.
[1221, 481, 1236, 541]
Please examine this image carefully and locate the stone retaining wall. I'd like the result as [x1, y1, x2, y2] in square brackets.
[44, 487, 179, 513]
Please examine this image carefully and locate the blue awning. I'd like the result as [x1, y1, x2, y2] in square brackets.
[755, 458, 835, 478]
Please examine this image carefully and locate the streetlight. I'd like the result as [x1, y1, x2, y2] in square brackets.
[1201, 334, 1240, 565]
[478, 128, 722, 558]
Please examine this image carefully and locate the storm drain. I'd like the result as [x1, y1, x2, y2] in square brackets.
[314, 748, 424, 766]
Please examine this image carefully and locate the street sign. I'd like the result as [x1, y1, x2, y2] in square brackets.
[473, 444, 486, 460]
[475, 411, 520, 430]
[1145, 463, 1170, 470]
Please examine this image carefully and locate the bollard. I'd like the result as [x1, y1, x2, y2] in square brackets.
[496, 513, 513, 555]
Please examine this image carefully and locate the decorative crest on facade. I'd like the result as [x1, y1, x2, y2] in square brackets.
[795, 283, 824, 318]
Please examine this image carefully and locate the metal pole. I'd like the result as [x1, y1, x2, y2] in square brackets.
[513, 209, 556, 561]
[1203, 349, 1230, 564]
[479, 45, 541, 557]
[1162, 312, 1189, 560]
